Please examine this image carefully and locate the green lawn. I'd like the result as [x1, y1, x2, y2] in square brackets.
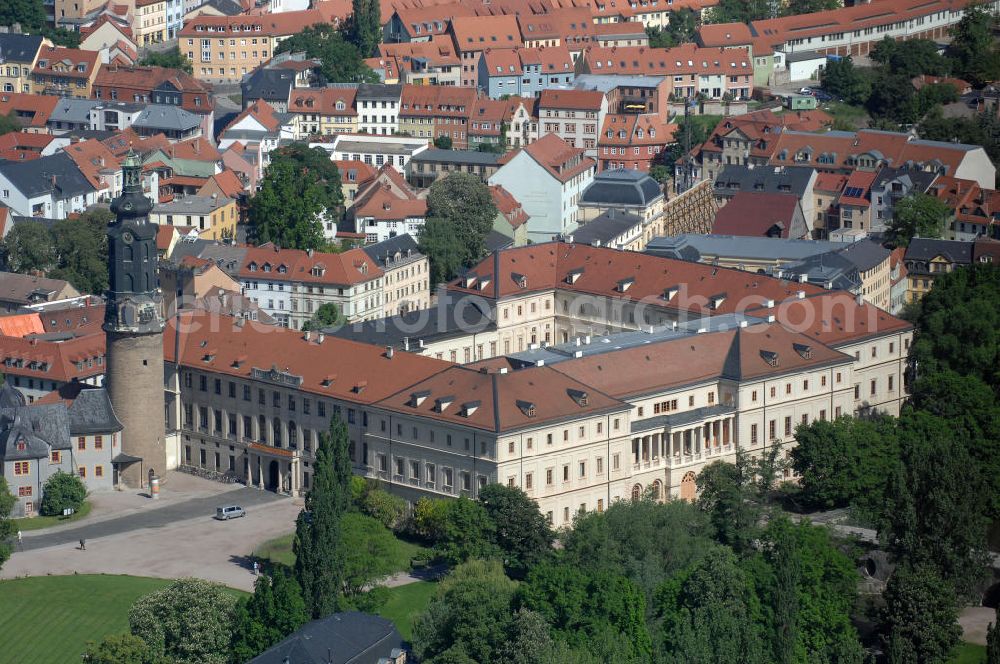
[0, 574, 171, 663]
[378, 581, 437, 642]
[822, 101, 869, 129]
[949, 642, 986, 663]
[14, 500, 92, 531]
[255, 530, 432, 574]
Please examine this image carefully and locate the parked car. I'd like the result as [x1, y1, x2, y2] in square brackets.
[215, 505, 246, 520]
[812, 89, 834, 102]
[798, 87, 813, 95]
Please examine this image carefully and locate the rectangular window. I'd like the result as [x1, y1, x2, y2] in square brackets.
[546, 468, 553, 485]
[769, 420, 776, 440]
[889, 374, 895, 391]
[14, 461, 29, 475]
[870, 379, 877, 396]
[784, 416, 792, 437]
[613, 453, 620, 470]
[597, 457, 604, 474]
[95, 465, 104, 478]
[751, 424, 758, 443]
[78, 466, 86, 478]
[51, 450, 61, 463]
[525, 473, 533, 489]
[95, 435, 103, 450]
[78, 436, 86, 451]
[18, 486, 32, 497]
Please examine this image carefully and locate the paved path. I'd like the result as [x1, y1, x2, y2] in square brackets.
[20, 487, 285, 551]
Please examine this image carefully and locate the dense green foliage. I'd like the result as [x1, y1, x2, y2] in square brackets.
[478, 484, 553, 578]
[138, 48, 193, 74]
[0, 478, 15, 571]
[432, 135, 453, 150]
[39, 471, 87, 517]
[275, 24, 378, 83]
[128, 579, 238, 664]
[294, 414, 352, 617]
[418, 173, 497, 284]
[646, 10, 698, 48]
[346, 0, 381, 57]
[662, 115, 713, 164]
[1, 208, 111, 295]
[988, 606, 1000, 664]
[920, 108, 1000, 168]
[880, 563, 962, 663]
[822, 57, 874, 106]
[886, 192, 951, 247]
[0, 112, 21, 137]
[249, 144, 343, 250]
[230, 569, 307, 662]
[0, 0, 80, 46]
[871, 37, 949, 79]
[82, 633, 158, 664]
[948, 3, 1000, 87]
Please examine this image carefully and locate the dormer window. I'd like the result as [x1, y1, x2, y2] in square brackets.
[352, 380, 367, 394]
[321, 374, 337, 387]
[517, 400, 536, 417]
[761, 350, 779, 367]
[793, 343, 813, 359]
[566, 268, 584, 284]
[709, 293, 727, 310]
[512, 272, 527, 288]
[277, 264, 287, 274]
[248, 262, 257, 272]
[662, 286, 679, 300]
[460, 401, 480, 417]
[478, 276, 491, 291]
[617, 277, 634, 292]
[262, 263, 271, 273]
[435, 396, 454, 412]
[463, 274, 477, 288]
[410, 390, 430, 407]
[568, 389, 589, 406]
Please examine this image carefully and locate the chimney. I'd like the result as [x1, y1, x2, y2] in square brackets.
[386, 345, 394, 358]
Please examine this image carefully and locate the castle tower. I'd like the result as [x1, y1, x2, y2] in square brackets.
[105, 150, 166, 488]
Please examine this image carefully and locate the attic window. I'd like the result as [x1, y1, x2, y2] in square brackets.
[760, 350, 779, 367]
[566, 268, 584, 284]
[16, 441, 26, 451]
[248, 262, 257, 272]
[202, 351, 216, 362]
[478, 276, 492, 290]
[662, 285, 679, 301]
[232, 355, 247, 368]
[352, 380, 367, 394]
[321, 374, 337, 387]
[262, 263, 271, 273]
[793, 343, 813, 359]
[435, 396, 454, 412]
[617, 277, 634, 292]
[463, 274, 477, 288]
[277, 264, 287, 274]
[517, 400, 536, 417]
[568, 389, 589, 406]
[409, 390, 430, 407]
[709, 293, 727, 310]
[460, 401, 480, 417]
[512, 272, 527, 288]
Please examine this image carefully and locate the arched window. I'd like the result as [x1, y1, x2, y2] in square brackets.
[258, 415, 267, 443]
[273, 417, 282, 446]
[123, 245, 133, 262]
[680, 471, 696, 502]
[288, 421, 297, 446]
[651, 479, 663, 502]
[631, 483, 642, 501]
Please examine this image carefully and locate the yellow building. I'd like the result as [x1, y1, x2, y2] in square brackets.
[31, 46, 101, 98]
[287, 87, 359, 139]
[180, 10, 325, 84]
[135, 0, 168, 46]
[150, 194, 238, 241]
[0, 35, 51, 94]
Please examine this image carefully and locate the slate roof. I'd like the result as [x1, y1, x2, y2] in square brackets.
[409, 148, 501, 166]
[132, 105, 202, 132]
[570, 209, 643, 246]
[0, 152, 95, 199]
[48, 98, 101, 125]
[713, 164, 815, 198]
[904, 238, 975, 264]
[36, 383, 124, 435]
[0, 34, 44, 64]
[836, 239, 891, 272]
[248, 612, 404, 664]
[0, 392, 71, 462]
[362, 233, 423, 270]
[0, 272, 78, 305]
[646, 234, 842, 263]
[241, 68, 297, 104]
[356, 83, 402, 101]
[870, 166, 938, 195]
[580, 168, 663, 207]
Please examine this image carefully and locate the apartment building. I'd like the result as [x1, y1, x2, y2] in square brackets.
[151, 194, 238, 241]
[179, 10, 325, 83]
[363, 234, 431, 316]
[0, 34, 48, 94]
[597, 113, 674, 172]
[92, 65, 215, 138]
[536, 88, 607, 158]
[356, 84, 403, 136]
[236, 244, 385, 328]
[398, 84, 475, 147]
[478, 45, 575, 99]
[489, 133, 597, 242]
[287, 87, 359, 138]
[135, 0, 168, 46]
[372, 36, 462, 86]
[450, 15, 523, 88]
[170, 242, 912, 525]
[31, 46, 101, 98]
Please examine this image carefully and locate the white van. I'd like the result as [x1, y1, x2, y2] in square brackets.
[215, 505, 246, 520]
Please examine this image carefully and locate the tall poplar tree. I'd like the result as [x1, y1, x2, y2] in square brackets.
[293, 415, 353, 618]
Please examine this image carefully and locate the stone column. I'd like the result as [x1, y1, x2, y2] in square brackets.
[257, 455, 264, 490]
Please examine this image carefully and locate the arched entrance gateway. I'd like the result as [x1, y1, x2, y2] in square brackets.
[680, 471, 697, 502]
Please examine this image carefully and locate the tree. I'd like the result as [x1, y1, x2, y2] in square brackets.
[138, 47, 193, 74]
[645, 9, 698, 48]
[425, 172, 497, 266]
[915, 81, 959, 117]
[413, 559, 518, 664]
[0, 478, 16, 572]
[662, 115, 713, 165]
[249, 144, 343, 251]
[294, 414, 352, 618]
[275, 24, 378, 84]
[434, 496, 500, 565]
[478, 483, 554, 578]
[880, 563, 962, 664]
[412, 496, 450, 541]
[300, 302, 345, 331]
[356, 482, 405, 529]
[417, 217, 465, 285]
[82, 633, 158, 664]
[871, 37, 950, 79]
[948, 3, 1000, 87]
[49, 210, 111, 295]
[339, 512, 398, 595]
[705, 0, 771, 24]
[886, 191, 951, 247]
[780, 0, 839, 16]
[649, 165, 670, 184]
[39, 470, 87, 517]
[821, 57, 873, 106]
[866, 72, 920, 125]
[909, 262, 1000, 392]
[1, 221, 56, 274]
[879, 411, 991, 601]
[231, 569, 308, 662]
[346, 0, 381, 57]
[790, 415, 900, 519]
[696, 447, 782, 554]
[988, 605, 1000, 664]
[433, 135, 453, 150]
[655, 548, 768, 664]
[518, 561, 652, 662]
[128, 578, 238, 664]
[0, 112, 20, 137]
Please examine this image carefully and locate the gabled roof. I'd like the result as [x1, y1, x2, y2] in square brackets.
[513, 132, 595, 184]
[581, 43, 753, 77]
[712, 191, 803, 238]
[450, 15, 523, 51]
[179, 9, 327, 37]
[238, 245, 384, 285]
[538, 88, 604, 111]
[36, 383, 123, 434]
[0, 34, 45, 64]
[288, 87, 358, 117]
[0, 152, 96, 200]
[132, 104, 202, 132]
[0, 92, 59, 128]
[33, 46, 99, 80]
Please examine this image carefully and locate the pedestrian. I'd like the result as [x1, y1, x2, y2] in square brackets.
[252, 560, 259, 576]
[16, 530, 22, 550]
[79, 538, 86, 551]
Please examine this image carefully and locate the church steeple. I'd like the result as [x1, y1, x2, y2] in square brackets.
[104, 149, 164, 335]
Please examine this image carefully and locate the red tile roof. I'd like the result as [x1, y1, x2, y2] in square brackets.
[696, 22, 753, 48]
[179, 9, 327, 37]
[538, 88, 605, 111]
[516, 132, 596, 183]
[0, 92, 59, 128]
[239, 245, 384, 286]
[288, 87, 358, 117]
[712, 191, 802, 238]
[33, 46, 100, 80]
[490, 184, 529, 229]
[581, 43, 752, 76]
[450, 15, 523, 51]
